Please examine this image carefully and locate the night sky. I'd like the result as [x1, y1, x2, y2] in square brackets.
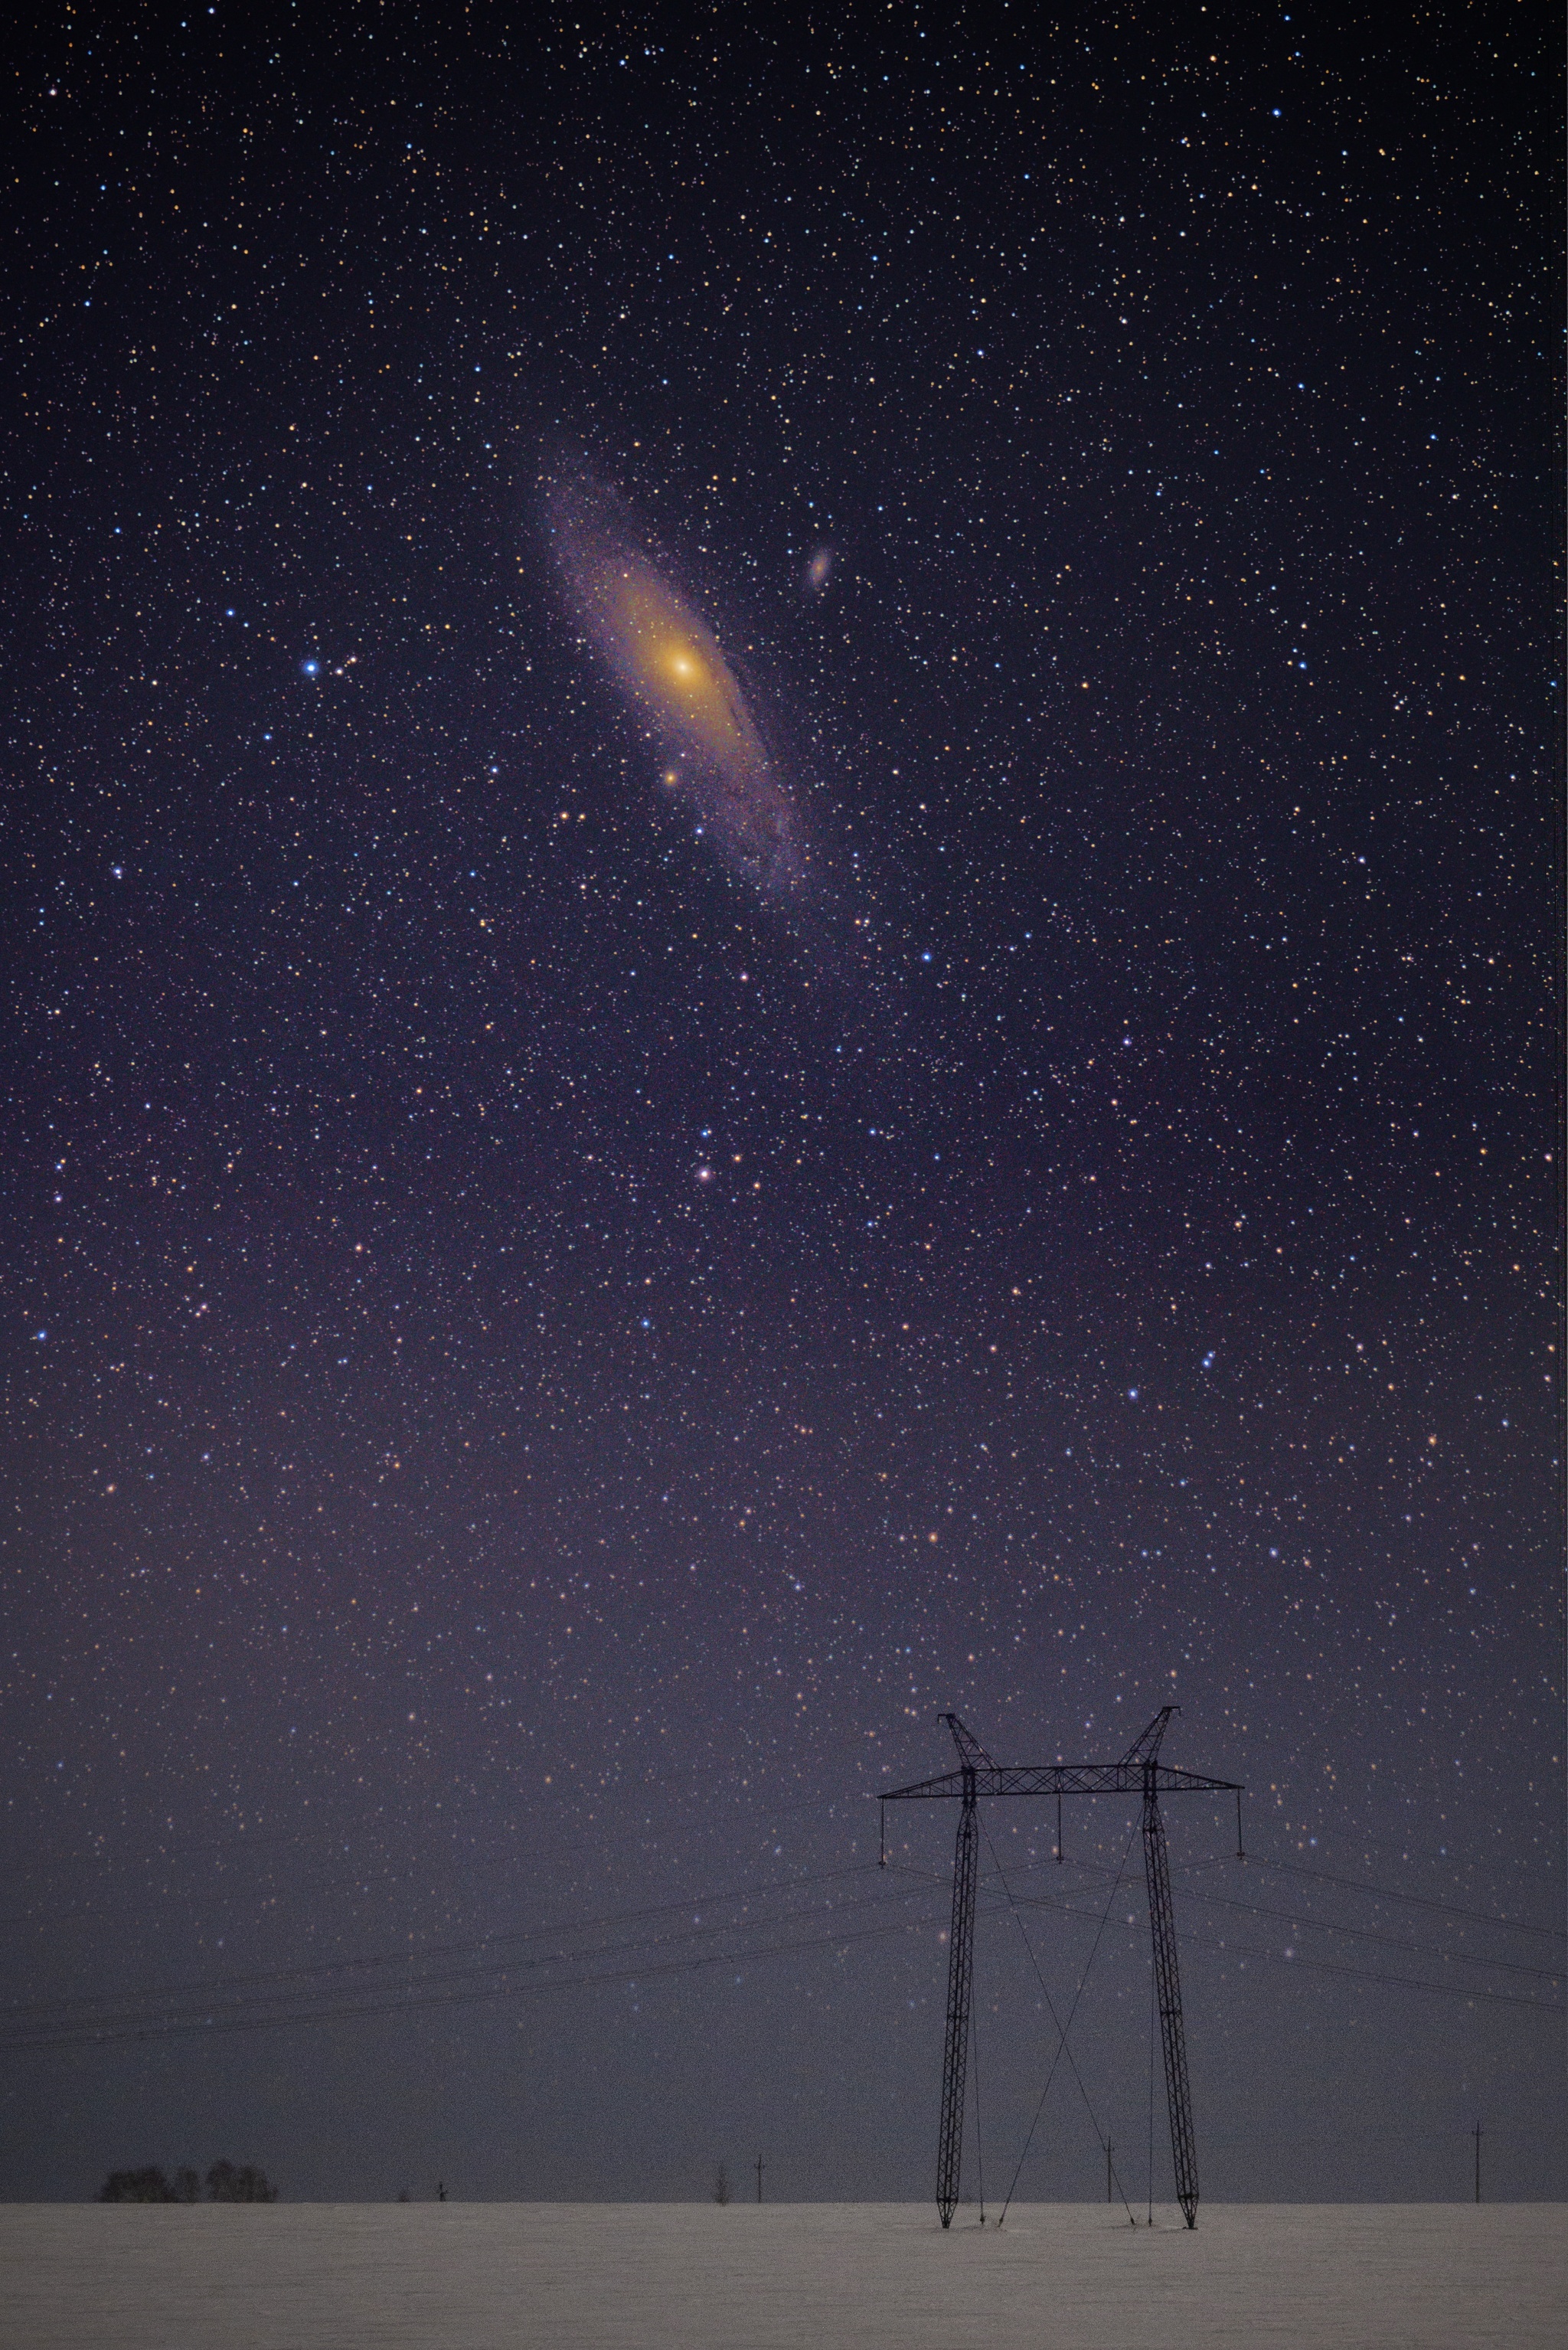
[2, 3, 1560, 2208]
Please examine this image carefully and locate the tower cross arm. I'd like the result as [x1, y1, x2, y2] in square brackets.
[881, 1762, 1242, 1802]
[1154, 1767, 1245, 1795]
[881, 1769, 974, 1803]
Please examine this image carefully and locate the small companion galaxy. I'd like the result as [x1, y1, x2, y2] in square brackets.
[0, 2, 1559, 2212]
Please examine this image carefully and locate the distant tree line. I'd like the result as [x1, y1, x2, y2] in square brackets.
[98, 2160, 278, 2203]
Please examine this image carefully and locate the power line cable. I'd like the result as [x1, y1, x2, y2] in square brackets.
[0, 1789, 865, 1938]
[970, 1841, 1565, 1946]
[1, 1871, 929, 2040]
[1171, 1923, 1563, 2015]
[1238, 1855, 1567, 1943]
[0, 1902, 950, 2054]
[0, 1860, 891, 2025]
[5, 1859, 1558, 2056]
[900, 1861, 1560, 2018]
[1004, 1876, 1563, 1985]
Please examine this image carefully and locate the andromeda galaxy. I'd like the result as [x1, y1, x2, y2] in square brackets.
[546, 466, 809, 897]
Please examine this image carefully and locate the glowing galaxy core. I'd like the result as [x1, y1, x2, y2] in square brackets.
[547, 467, 808, 896]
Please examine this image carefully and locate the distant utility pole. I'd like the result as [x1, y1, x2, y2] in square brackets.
[1472, 2123, 1482, 2205]
[1106, 2141, 1114, 2204]
[755, 2154, 765, 2205]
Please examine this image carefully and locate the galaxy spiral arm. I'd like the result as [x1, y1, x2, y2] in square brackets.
[542, 459, 813, 905]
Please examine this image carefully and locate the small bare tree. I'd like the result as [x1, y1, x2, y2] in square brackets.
[712, 2160, 732, 2206]
[100, 2160, 276, 2203]
[99, 2168, 176, 2203]
[205, 2161, 278, 2203]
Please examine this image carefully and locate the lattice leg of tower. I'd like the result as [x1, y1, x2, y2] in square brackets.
[1142, 1777, 1200, 2227]
[936, 1785, 978, 2227]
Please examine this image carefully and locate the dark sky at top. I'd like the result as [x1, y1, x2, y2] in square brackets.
[1, 1, 1560, 2206]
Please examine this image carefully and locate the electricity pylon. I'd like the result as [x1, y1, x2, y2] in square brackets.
[881, 1707, 1243, 2230]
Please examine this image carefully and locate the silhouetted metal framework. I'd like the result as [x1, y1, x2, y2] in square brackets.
[881, 1708, 1242, 2230]
[936, 1771, 979, 2227]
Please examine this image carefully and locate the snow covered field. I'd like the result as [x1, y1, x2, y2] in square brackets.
[1, 2201, 1561, 2349]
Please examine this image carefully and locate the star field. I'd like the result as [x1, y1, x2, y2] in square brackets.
[0, 2, 1560, 2205]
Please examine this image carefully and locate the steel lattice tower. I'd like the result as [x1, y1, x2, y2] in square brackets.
[882, 1707, 1242, 2231]
[935, 1765, 979, 2227]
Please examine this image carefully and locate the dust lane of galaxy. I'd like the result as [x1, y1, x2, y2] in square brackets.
[546, 465, 811, 900]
